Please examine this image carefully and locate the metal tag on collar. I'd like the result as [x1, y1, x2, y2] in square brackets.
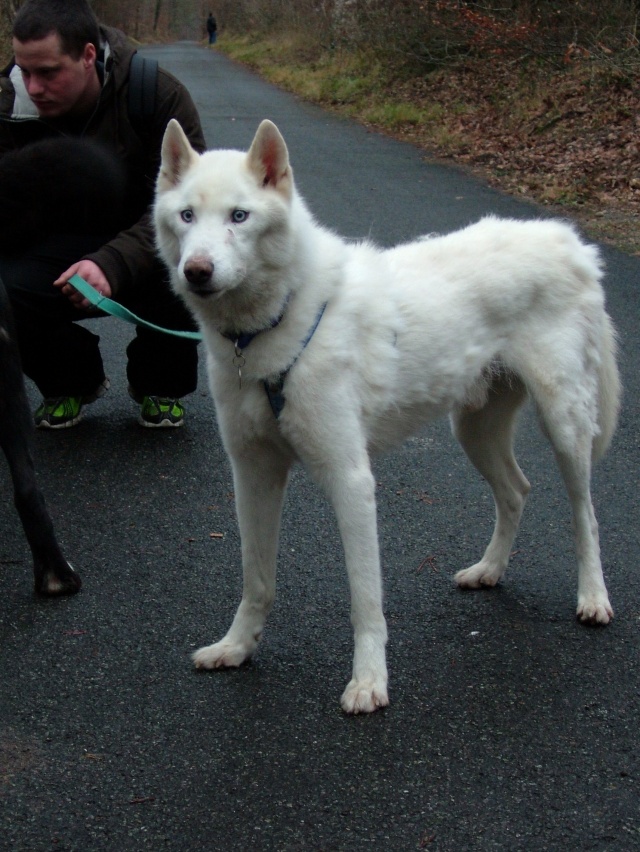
[232, 341, 246, 389]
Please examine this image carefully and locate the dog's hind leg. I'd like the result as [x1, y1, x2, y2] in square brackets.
[554, 447, 611, 624]
[532, 386, 613, 624]
[192, 441, 292, 670]
[0, 288, 81, 596]
[452, 376, 531, 590]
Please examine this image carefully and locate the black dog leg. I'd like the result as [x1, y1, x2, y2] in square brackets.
[0, 281, 81, 595]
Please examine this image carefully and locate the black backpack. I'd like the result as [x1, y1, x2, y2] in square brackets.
[128, 52, 158, 131]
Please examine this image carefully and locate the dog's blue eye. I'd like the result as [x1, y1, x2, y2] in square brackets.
[232, 209, 249, 224]
[180, 209, 194, 223]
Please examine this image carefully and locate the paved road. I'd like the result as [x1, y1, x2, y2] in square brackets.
[1, 42, 638, 851]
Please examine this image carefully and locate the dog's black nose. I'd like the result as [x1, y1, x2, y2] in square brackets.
[184, 258, 214, 294]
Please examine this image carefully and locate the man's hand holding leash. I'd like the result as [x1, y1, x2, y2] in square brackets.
[54, 259, 112, 309]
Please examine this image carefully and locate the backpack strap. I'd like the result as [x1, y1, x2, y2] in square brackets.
[128, 52, 158, 129]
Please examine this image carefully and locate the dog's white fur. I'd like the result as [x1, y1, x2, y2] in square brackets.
[154, 118, 620, 714]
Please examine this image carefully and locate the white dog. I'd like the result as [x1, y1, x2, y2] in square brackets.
[154, 118, 620, 714]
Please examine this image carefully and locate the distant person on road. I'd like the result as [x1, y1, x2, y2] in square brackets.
[0, 0, 207, 429]
[206, 12, 217, 46]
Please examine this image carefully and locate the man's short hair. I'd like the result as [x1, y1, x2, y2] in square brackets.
[13, 0, 101, 60]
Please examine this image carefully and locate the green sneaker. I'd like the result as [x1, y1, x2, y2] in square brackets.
[138, 395, 185, 428]
[34, 379, 110, 429]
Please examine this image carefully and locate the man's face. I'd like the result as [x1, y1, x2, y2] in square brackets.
[13, 32, 98, 118]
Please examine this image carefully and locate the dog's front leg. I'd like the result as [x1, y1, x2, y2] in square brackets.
[317, 457, 389, 714]
[0, 305, 80, 596]
[192, 442, 291, 670]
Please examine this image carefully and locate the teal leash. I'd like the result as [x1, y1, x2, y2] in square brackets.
[69, 275, 326, 418]
[69, 274, 202, 340]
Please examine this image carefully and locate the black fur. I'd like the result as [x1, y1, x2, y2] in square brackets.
[0, 137, 128, 592]
[0, 278, 81, 595]
[0, 137, 127, 253]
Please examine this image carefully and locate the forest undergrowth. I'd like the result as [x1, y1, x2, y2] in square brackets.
[218, 32, 640, 256]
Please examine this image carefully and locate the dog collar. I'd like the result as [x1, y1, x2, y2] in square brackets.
[220, 297, 327, 415]
[221, 297, 290, 388]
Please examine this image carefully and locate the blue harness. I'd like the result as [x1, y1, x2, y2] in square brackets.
[222, 301, 327, 418]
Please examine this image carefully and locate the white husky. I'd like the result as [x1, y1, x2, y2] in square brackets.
[154, 118, 620, 714]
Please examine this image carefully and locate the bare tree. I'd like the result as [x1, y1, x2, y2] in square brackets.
[153, 0, 162, 33]
[1, 0, 19, 30]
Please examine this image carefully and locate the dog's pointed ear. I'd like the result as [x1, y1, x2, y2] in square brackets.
[246, 120, 292, 197]
[158, 119, 200, 191]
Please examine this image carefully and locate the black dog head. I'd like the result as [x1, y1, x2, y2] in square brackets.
[0, 137, 127, 253]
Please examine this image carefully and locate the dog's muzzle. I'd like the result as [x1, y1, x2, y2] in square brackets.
[183, 257, 215, 296]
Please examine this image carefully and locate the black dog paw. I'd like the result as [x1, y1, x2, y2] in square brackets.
[34, 560, 82, 596]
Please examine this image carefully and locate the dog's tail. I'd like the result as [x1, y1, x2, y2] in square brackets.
[593, 312, 621, 462]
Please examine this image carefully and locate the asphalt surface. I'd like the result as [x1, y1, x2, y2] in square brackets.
[1, 42, 639, 851]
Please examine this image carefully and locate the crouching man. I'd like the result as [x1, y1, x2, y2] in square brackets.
[0, 0, 206, 428]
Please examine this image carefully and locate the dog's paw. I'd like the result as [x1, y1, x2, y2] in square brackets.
[454, 561, 503, 589]
[340, 678, 389, 715]
[577, 595, 613, 625]
[192, 640, 253, 670]
[34, 562, 82, 596]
